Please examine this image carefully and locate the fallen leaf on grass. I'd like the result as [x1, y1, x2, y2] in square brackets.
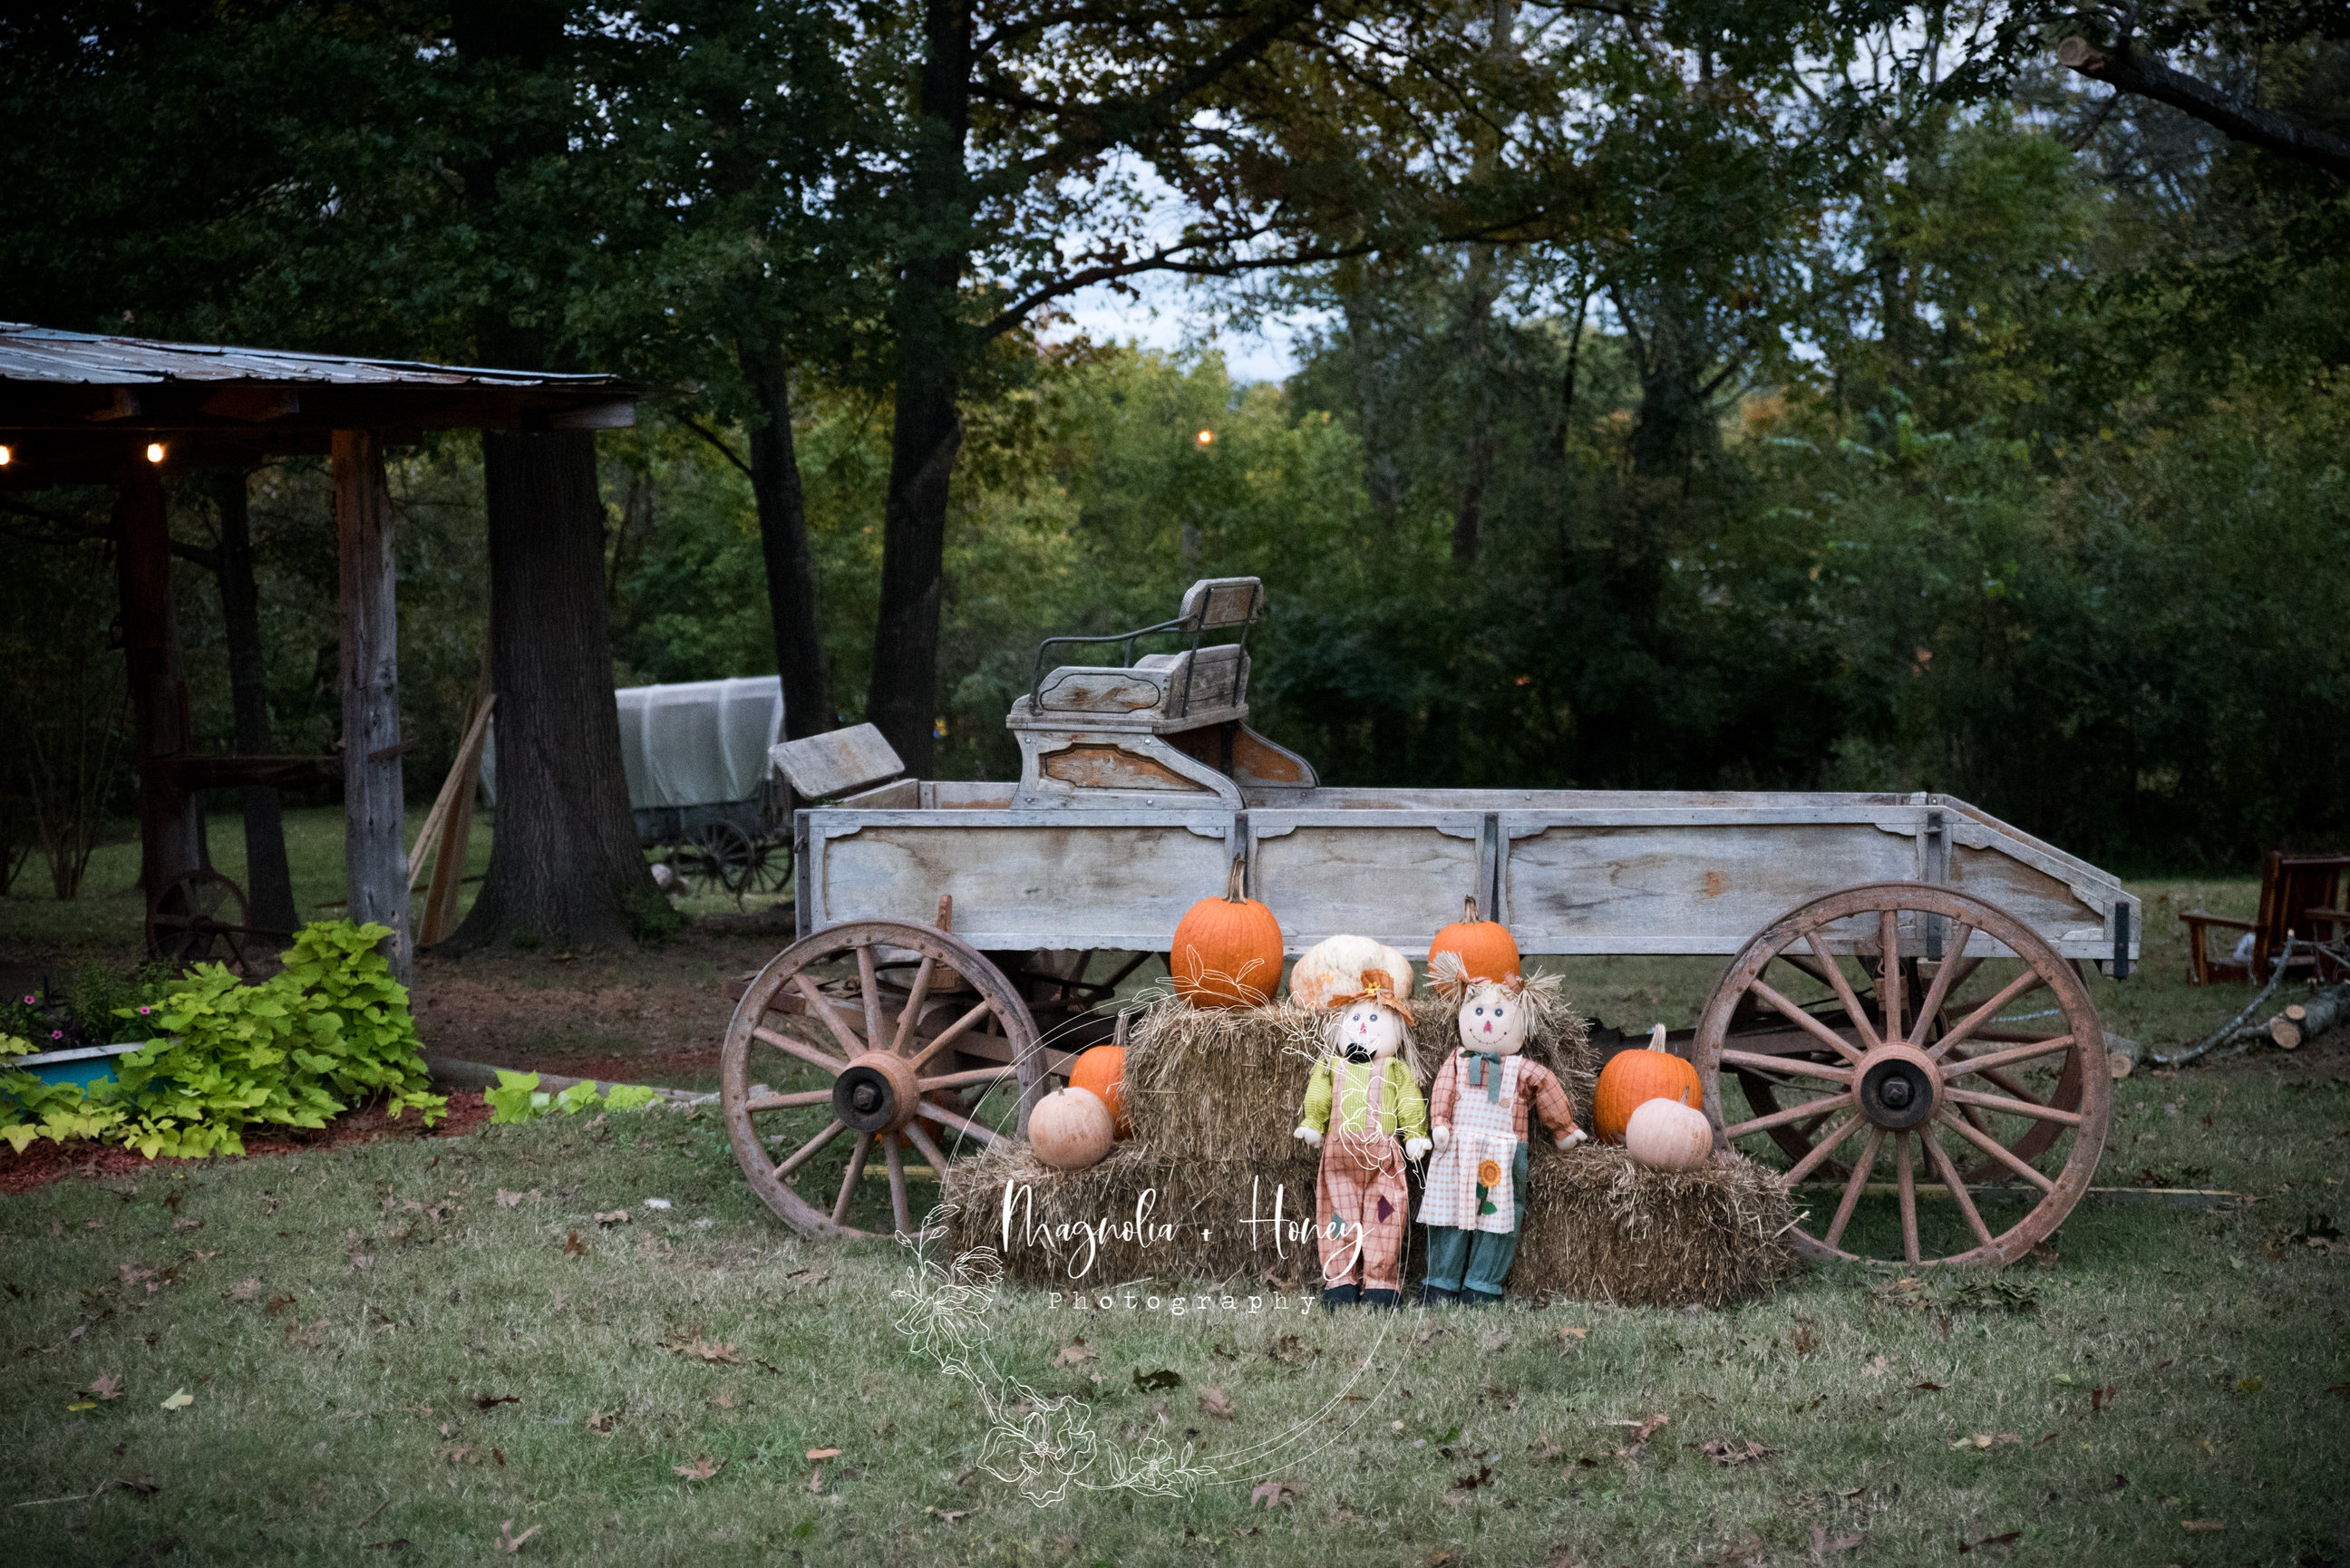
[1950, 1432, 2023, 1450]
[1250, 1480, 1298, 1508]
[66, 1400, 98, 1412]
[227, 1280, 261, 1302]
[1481, 1328, 1512, 1353]
[664, 1334, 741, 1365]
[496, 1190, 524, 1208]
[2181, 1520, 2224, 1533]
[561, 1233, 588, 1257]
[1199, 1387, 1237, 1419]
[1052, 1338, 1097, 1367]
[171, 1218, 202, 1232]
[674, 1457, 723, 1481]
[89, 1373, 123, 1401]
[264, 1292, 296, 1315]
[1267, 1334, 1317, 1366]
[594, 1210, 630, 1227]
[160, 1389, 192, 1411]
[1697, 1437, 1772, 1466]
[1955, 1530, 2020, 1553]
[585, 1410, 616, 1436]
[472, 1394, 520, 1410]
[2091, 1384, 2116, 1413]
[1811, 1525, 1863, 1558]
[805, 1447, 841, 1461]
[494, 1519, 539, 1553]
[925, 1506, 968, 1525]
[1450, 1464, 1495, 1494]
[2327, 1383, 2350, 1399]
[1131, 1368, 1182, 1392]
[1625, 1413, 1669, 1445]
[1913, 1380, 1943, 1392]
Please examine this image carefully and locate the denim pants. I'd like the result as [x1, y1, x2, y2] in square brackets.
[1421, 1139, 1529, 1296]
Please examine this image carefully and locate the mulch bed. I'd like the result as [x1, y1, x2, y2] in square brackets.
[0, 1090, 493, 1195]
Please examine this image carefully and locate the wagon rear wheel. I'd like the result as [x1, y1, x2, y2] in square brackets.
[720, 914, 1047, 1238]
[1695, 882, 2110, 1267]
[146, 869, 257, 969]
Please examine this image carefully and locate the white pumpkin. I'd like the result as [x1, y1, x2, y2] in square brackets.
[1289, 934, 1414, 1009]
[1624, 1097, 1714, 1173]
[1030, 1087, 1116, 1170]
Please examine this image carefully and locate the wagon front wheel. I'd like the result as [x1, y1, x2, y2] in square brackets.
[1695, 882, 2111, 1268]
[720, 916, 1046, 1238]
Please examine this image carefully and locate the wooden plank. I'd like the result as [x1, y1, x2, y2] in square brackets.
[335, 429, 408, 978]
[769, 722, 903, 801]
[416, 691, 490, 948]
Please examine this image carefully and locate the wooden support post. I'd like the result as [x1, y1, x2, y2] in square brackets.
[114, 455, 200, 906]
[335, 431, 409, 978]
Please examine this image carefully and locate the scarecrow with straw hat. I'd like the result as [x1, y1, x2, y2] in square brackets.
[1416, 953, 1588, 1304]
[1292, 968, 1431, 1310]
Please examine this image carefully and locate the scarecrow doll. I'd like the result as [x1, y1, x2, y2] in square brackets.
[1292, 971, 1431, 1310]
[1417, 963, 1586, 1304]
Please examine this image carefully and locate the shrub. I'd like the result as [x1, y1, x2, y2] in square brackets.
[0, 921, 448, 1157]
[482, 1069, 661, 1125]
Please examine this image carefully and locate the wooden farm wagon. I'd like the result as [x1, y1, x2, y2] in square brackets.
[723, 578, 2140, 1270]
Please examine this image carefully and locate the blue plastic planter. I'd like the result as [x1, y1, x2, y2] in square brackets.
[11, 1041, 150, 1089]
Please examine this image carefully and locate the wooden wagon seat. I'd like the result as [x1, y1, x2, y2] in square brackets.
[2180, 852, 2350, 984]
[1015, 576, 1263, 731]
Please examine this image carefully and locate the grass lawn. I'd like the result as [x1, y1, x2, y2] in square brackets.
[4, 1028, 2347, 1565]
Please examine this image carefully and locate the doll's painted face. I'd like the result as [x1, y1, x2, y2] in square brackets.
[1329, 1000, 1409, 1064]
[1458, 980, 1527, 1056]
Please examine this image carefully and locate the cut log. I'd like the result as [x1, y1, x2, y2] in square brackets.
[2270, 985, 2350, 1050]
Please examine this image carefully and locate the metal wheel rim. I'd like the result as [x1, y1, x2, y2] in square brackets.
[1695, 881, 2110, 1268]
[720, 918, 1044, 1239]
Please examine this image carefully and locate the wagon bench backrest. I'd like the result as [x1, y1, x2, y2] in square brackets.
[1023, 576, 1263, 724]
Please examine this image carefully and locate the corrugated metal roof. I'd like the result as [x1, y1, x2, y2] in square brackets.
[0, 323, 631, 390]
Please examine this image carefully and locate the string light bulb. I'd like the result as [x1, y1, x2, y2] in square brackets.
[1195, 429, 1214, 447]
[145, 442, 166, 464]
[0, 445, 12, 466]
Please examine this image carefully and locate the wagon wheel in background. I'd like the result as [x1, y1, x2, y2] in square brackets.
[146, 869, 257, 969]
[1694, 882, 2110, 1267]
[720, 914, 1046, 1238]
[694, 821, 759, 897]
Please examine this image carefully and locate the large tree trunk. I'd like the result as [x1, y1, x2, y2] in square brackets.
[740, 342, 834, 740]
[451, 431, 659, 952]
[211, 469, 298, 935]
[866, 0, 973, 779]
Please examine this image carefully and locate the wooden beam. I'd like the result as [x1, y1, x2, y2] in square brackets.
[335, 430, 409, 978]
[113, 456, 201, 905]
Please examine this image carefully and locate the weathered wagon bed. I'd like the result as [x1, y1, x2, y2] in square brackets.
[722, 578, 2140, 1272]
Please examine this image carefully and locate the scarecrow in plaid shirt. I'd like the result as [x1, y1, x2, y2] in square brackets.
[1293, 970, 1431, 1310]
[1417, 959, 1587, 1304]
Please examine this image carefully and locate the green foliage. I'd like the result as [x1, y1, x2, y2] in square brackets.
[483, 1069, 661, 1126]
[0, 922, 445, 1158]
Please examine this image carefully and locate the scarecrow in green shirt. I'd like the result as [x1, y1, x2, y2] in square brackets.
[1293, 971, 1431, 1309]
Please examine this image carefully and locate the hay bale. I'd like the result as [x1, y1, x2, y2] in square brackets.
[1506, 1143, 1796, 1308]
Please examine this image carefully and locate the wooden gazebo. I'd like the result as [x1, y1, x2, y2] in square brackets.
[0, 324, 639, 974]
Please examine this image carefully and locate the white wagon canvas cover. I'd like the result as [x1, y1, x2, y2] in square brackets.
[482, 674, 783, 812]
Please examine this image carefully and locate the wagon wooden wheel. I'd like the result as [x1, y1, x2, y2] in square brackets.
[720, 910, 1047, 1238]
[146, 869, 257, 969]
[1694, 882, 2110, 1267]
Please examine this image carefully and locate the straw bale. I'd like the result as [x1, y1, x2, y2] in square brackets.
[1504, 1143, 1796, 1308]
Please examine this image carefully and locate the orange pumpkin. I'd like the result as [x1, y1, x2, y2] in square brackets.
[1592, 1024, 1704, 1143]
[1171, 859, 1285, 1009]
[1068, 1045, 1129, 1139]
[1429, 896, 1520, 983]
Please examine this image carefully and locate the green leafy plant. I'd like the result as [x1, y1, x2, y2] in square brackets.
[0, 921, 447, 1158]
[484, 1069, 662, 1125]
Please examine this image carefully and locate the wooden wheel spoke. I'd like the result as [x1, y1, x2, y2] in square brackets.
[1908, 921, 1977, 1042]
[1719, 1049, 1853, 1085]
[918, 1064, 1020, 1093]
[1782, 1112, 1866, 1185]
[1928, 968, 2049, 1060]
[1748, 977, 1869, 1065]
[1801, 928, 1882, 1051]
[1725, 1090, 1856, 1141]
[1940, 1034, 2075, 1079]
[885, 1133, 912, 1235]
[791, 973, 869, 1058]
[1878, 909, 1904, 1041]
[906, 997, 995, 1074]
[914, 1099, 999, 1149]
[890, 953, 938, 1056]
[856, 945, 886, 1052]
[1823, 1127, 1887, 1252]
[833, 1131, 875, 1224]
[752, 1023, 847, 1077]
[1937, 1108, 2057, 1194]
[1921, 1127, 1996, 1250]
[774, 1118, 847, 1179]
[1895, 1131, 1920, 1265]
[744, 1088, 836, 1112]
[1772, 949, 1837, 989]
[1944, 1085, 2082, 1127]
[902, 1118, 952, 1176]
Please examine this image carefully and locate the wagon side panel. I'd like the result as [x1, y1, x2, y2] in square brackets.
[1251, 812, 1485, 953]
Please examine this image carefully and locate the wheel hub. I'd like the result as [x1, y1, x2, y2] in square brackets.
[1856, 1043, 1939, 1130]
[832, 1050, 918, 1133]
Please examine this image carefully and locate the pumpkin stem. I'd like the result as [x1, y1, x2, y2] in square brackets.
[1648, 1022, 1670, 1054]
[1462, 895, 1479, 923]
[1225, 857, 1248, 903]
